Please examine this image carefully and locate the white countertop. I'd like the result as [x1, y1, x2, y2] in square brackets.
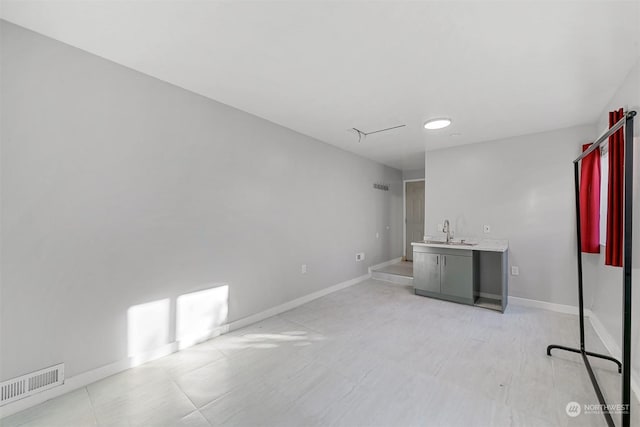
[411, 238, 509, 253]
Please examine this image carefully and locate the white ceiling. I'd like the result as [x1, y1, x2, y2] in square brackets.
[2, 1, 639, 170]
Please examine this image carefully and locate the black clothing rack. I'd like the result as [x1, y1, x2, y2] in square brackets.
[547, 110, 636, 427]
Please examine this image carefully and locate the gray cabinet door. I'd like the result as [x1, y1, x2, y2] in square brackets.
[441, 254, 473, 300]
[413, 252, 440, 293]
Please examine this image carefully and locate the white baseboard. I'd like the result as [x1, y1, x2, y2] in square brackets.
[508, 296, 582, 316]
[587, 312, 621, 358]
[0, 269, 376, 419]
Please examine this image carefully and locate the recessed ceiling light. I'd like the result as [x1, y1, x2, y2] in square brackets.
[424, 118, 452, 130]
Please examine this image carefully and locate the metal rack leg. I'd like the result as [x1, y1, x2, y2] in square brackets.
[547, 345, 622, 373]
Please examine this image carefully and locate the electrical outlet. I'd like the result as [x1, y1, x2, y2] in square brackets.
[437, 223, 443, 232]
[356, 252, 365, 262]
[483, 225, 491, 233]
[301, 264, 307, 274]
[511, 266, 519, 276]
[376, 232, 379, 239]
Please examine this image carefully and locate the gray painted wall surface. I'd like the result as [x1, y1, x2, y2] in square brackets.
[0, 21, 403, 381]
[424, 125, 596, 306]
[402, 168, 425, 181]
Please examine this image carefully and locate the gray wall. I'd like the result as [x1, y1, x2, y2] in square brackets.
[0, 21, 403, 381]
[583, 57, 640, 388]
[402, 168, 425, 181]
[424, 125, 596, 306]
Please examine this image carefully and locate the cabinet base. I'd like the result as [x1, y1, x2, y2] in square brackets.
[414, 289, 505, 313]
[414, 288, 474, 306]
[474, 296, 504, 312]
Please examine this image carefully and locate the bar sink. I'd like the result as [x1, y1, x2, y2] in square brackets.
[422, 239, 478, 246]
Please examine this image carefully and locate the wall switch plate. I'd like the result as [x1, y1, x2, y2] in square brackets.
[301, 264, 307, 274]
[356, 252, 365, 262]
[376, 232, 379, 239]
[483, 225, 491, 233]
[511, 266, 519, 276]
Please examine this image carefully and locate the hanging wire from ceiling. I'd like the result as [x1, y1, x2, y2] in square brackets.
[352, 128, 366, 143]
[351, 124, 406, 142]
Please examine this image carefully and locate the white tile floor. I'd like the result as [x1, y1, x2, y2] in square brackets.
[2, 279, 637, 427]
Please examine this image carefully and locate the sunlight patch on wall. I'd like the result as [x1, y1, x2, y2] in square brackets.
[127, 298, 171, 365]
[177, 284, 229, 349]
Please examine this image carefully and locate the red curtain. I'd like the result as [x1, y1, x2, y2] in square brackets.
[579, 143, 600, 253]
[605, 108, 625, 267]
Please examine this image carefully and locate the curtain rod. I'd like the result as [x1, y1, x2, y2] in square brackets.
[574, 110, 637, 163]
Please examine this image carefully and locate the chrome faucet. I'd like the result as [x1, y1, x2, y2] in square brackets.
[443, 219, 452, 243]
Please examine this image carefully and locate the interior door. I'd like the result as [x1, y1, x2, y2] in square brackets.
[405, 180, 425, 261]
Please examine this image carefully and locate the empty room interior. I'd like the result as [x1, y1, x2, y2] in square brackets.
[1, 1, 640, 426]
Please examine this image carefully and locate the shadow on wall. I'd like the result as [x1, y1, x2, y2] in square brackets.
[126, 284, 229, 366]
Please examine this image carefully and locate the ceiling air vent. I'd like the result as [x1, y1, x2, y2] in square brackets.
[0, 363, 64, 406]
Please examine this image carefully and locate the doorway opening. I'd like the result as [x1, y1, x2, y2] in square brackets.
[403, 179, 425, 261]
